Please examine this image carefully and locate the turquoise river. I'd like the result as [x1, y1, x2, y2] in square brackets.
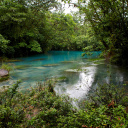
[0, 51, 128, 105]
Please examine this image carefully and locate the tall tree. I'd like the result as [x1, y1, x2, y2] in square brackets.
[69, 0, 128, 65]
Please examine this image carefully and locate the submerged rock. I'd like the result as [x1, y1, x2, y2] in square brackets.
[42, 64, 60, 67]
[34, 67, 46, 69]
[61, 61, 76, 63]
[64, 68, 86, 73]
[31, 58, 46, 61]
[15, 65, 31, 69]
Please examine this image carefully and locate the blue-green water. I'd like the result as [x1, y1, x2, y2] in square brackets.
[1, 51, 128, 101]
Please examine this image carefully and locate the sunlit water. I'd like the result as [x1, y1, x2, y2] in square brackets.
[0, 51, 128, 103]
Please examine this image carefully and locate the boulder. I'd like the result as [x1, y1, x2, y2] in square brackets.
[0, 69, 9, 77]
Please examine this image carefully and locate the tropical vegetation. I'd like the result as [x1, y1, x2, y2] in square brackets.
[0, 0, 128, 127]
[0, 81, 128, 127]
[73, 0, 128, 65]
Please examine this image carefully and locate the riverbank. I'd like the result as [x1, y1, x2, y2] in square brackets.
[0, 81, 128, 127]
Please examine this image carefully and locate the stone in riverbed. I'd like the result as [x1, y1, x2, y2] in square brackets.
[0, 69, 9, 82]
[0, 69, 9, 77]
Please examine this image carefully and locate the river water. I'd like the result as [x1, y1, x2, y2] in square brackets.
[0, 51, 128, 102]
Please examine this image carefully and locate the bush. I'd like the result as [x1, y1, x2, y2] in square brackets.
[0, 81, 128, 128]
[86, 83, 128, 107]
[0, 63, 13, 72]
[0, 81, 25, 128]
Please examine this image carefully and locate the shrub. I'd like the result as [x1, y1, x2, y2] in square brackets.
[0, 81, 128, 128]
[0, 81, 25, 128]
[86, 83, 128, 107]
[0, 63, 13, 72]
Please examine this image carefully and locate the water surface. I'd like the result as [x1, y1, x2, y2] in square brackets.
[0, 51, 128, 102]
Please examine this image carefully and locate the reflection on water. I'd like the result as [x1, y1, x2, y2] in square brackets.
[55, 66, 97, 100]
[0, 51, 128, 102]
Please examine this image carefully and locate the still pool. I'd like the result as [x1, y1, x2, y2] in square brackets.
[0, 51, 128, 102]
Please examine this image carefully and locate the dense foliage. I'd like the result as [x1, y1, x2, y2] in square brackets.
[0, 0, 55, 57]
[73, 0, 128, 65]
[0, 0, 93, 58]
[0, 81, 128, 127]
[1, 0, 128, 65]
[1, 0, 128, 127]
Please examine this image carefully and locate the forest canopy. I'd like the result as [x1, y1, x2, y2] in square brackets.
[72, 0, 128, 65]
[1, 0, 128, 65]
[0, 0, 92, 57]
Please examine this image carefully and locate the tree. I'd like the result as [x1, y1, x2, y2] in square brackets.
[0, 34, 9, 54]
[0, 0, 59, 57]
[46, 12, 77, 50]
[75, 0, 128, 65]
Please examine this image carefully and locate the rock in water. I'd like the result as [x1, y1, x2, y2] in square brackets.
[0, 69, 9, 77]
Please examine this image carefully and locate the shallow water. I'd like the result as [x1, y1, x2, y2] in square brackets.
[0, 51, 128, 102]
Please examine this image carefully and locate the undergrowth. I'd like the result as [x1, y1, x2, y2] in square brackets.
[0, 80, 128, 128]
